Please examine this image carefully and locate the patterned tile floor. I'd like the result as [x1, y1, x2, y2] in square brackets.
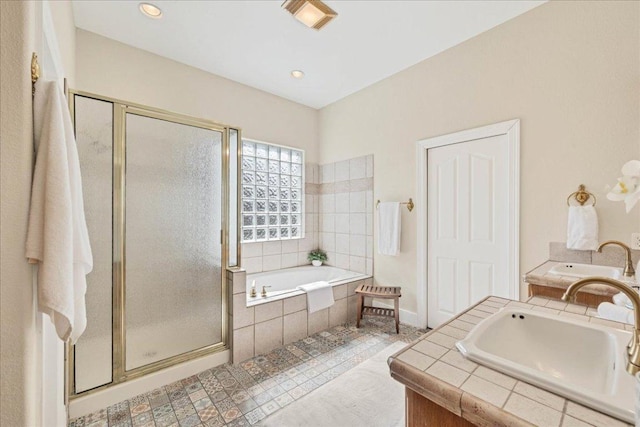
[68, 318, 426, 427]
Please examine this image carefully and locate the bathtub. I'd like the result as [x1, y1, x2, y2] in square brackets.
[246, 265, 369, 306]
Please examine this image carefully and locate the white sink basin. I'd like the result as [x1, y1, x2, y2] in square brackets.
[456, 308, 635, 423]
[548, 262, 623, 280]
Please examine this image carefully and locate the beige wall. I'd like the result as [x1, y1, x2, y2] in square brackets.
[0, 1, 37, 425]
[48, 0, 76, 86]
[319, 1, 640, 315]
[75, 30, 319, 162]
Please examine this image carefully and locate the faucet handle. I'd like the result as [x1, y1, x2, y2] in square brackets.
[261, 285, 271, 298]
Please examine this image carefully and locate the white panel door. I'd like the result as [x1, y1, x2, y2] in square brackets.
[427, 135, 509, 327]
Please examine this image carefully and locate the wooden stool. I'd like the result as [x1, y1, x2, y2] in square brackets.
[355, 283, 402, 333]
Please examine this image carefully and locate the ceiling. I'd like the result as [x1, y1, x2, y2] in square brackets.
[71, 1, 545, 109]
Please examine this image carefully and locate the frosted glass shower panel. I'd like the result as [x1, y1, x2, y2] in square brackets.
[124, 113, 223, 370]
[73, 95, 113, 393]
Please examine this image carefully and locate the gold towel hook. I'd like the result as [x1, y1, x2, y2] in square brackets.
[31, 52, 39, 97]
[567, 184, 596, 206]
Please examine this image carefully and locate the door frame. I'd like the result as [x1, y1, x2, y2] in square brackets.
[415, 119, 520, 328]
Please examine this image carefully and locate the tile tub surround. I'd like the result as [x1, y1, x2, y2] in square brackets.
[241, 163, 320, 275]
[231, 272, 375, 363]
[69, 317, 426, 427]
[388, 296, 634, 427]
[318, 154, 374, 275]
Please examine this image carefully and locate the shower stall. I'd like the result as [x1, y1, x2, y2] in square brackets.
[69, 91, 240, 397]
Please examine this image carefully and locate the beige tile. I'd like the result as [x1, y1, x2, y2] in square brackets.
[458, 313, 484, 325]
[233, 293, 254, 330]
[564, 303, 588, 314]
[347, 295, 358, 321]
[329, 298, 348, 327]
[283, 310, 308, 345]
[254, 318, 283, 355]
[364, 277, 373, 287]
[308, 308, 329, 335]
[460, 376, 510, 407]
[532, 306, 560, 315]
[439, 325, 467, 340]
[503, 393, 562, 427]
[230, 269, 247, 295]
[262, 241, 282, 256]
[396, 349, 435, 371]
[513, 381, 564, 411]
[255, 300, 283, 323]
[425, 361, 469, 387]
[284, 295, 306, 314]
[448, 319, 475, 332]
[233, 325, 254, 363]
[565, 402, 629, 427]
[475, 304, 500, 314]
[425, 332, 458, 349]
[561, 416, 592, 427]
[333, 284, 348, 300]
[527, 296, 549, 306]
[545, 300, 567, 310]
[506, 301, 534, 309]
[412, 339, 448, 359]
[467, 309, 490, 319]
[487, 296, 510, 305]
[440, 350, 477, 373]
[473, 366, 517, 390]
[558, 311, 589, 322]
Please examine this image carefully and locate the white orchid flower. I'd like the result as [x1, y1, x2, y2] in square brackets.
[607, 160, 640, 213]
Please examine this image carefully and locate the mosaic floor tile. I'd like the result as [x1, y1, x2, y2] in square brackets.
[69, 318, 426, 427]
[244, 407, 265, 425]
[197, 405, 220, 422]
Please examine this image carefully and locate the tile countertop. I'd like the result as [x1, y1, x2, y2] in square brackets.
[524, 261, 620, 296]
[388, 296, 634, 427]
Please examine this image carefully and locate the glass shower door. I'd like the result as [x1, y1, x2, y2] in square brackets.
[124, 112, 224, 371]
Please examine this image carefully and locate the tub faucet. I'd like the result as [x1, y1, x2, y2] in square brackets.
[261, 286, 271, 298]
[597, 240, 635, 278]
[561, 277, 640, 375]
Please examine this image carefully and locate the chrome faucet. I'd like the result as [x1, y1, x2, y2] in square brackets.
[597, 240, 635, 278]
[562, 277, 640, 374]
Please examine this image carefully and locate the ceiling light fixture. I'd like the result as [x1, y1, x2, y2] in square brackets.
[282, 0, 337, 31]
[139, 2, 163, 19]
[291, 70, 305, 79]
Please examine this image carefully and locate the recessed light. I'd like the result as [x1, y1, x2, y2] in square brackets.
[291, 70, 305, 79]
[139, 2, 162, 19]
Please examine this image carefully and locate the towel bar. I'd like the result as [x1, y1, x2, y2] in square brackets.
[376, 198, 414, 212]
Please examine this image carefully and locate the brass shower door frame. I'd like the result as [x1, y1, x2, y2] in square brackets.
[67, 90, 241, 399]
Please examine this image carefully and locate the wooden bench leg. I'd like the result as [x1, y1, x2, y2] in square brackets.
[394, 297, 400, 334]
[356, 294, 363, 328]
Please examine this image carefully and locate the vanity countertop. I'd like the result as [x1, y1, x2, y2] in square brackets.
[524, 260, 619, 296]
[388, 296, 633, 427]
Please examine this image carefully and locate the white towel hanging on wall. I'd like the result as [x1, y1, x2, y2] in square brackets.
[377, 202, 401, 256]
[26, 80, 93, 344]
[566, 205, 599, 251]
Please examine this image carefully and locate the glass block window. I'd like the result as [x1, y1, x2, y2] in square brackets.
[242, 139, 304, 242]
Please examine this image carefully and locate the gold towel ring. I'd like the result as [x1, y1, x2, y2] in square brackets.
[567, 185, 596, 206]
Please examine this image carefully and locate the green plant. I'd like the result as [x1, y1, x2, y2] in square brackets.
[307, 249, 327, 262]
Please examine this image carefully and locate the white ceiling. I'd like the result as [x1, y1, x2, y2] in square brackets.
[71, 1, 545, 109]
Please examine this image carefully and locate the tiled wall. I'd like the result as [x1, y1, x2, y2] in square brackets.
[319, 155, 374, 275]
[229, 268, 372, 363]
[241, 163, 320, 274]
[548, 242, 640, 266]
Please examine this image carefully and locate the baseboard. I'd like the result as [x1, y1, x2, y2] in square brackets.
[371, 301, 419, 327]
